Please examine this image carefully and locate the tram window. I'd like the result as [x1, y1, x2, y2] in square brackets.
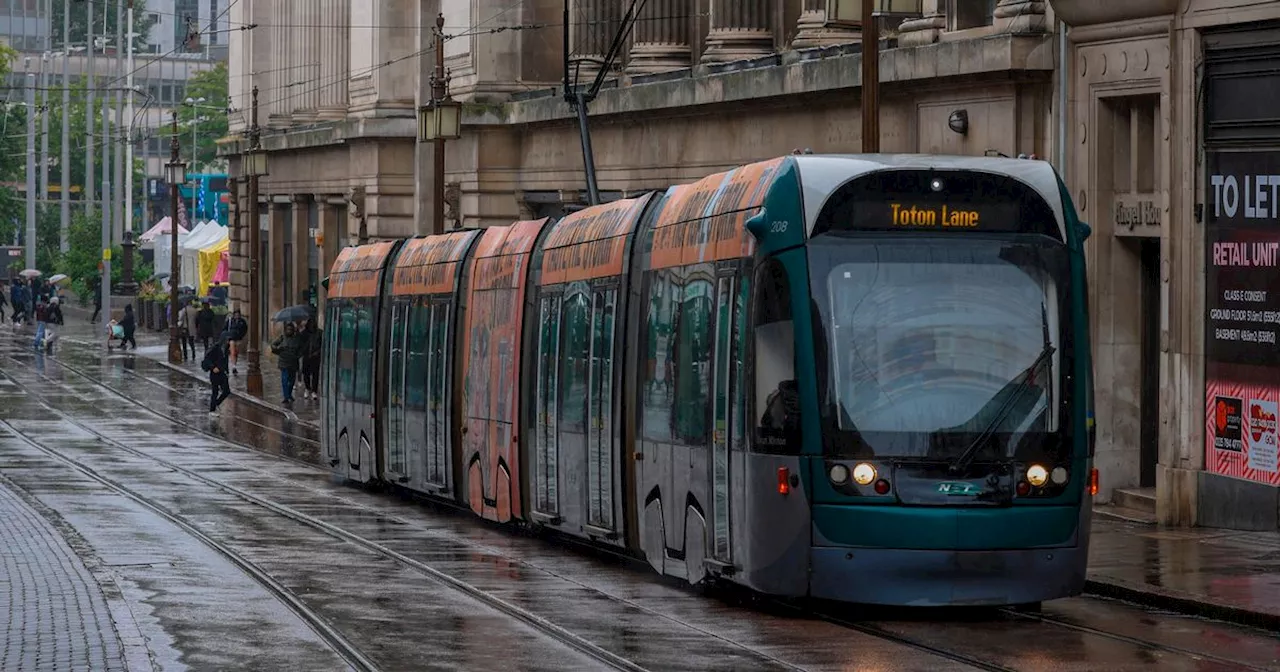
[753, 258, 798, 453]
[559, 287, 591, 434]
[732, 275, 749, 451]
[354, 303, 373, 403]
[675, 272, 715, 446]
[339, 304, 356, 401]
[406, 301, 428, 411]
[641, 271, 677, 443]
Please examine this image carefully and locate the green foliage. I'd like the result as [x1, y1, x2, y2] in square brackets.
[176, 61, 229, 171]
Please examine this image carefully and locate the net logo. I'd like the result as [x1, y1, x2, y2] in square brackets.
[1214, 396, 1244, 452]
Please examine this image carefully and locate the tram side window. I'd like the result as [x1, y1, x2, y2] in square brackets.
[354, 301, 374, 403]
[641, 270, 679, 443]
[406, 300, 428, 411]
[339, 303, 356, 401]
[753, 258, 798, 454]
[675, 270, 715, 446]
[559, 288, 591, 434]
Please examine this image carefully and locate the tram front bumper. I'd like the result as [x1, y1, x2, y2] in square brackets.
[809, 544, 1087, 607]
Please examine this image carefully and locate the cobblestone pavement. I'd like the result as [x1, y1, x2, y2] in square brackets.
[0, 474, 131, 672]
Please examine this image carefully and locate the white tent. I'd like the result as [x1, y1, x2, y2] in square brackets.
[180, 222, 227, 291]
[140, 216, 190, 250]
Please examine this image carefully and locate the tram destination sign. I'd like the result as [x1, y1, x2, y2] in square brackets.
[846, 198, 1042, 235]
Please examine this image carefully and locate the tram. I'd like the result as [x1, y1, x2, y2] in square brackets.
[320, 154, 1097, 607]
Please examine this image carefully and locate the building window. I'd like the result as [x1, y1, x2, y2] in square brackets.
[209, 0, 219, 45]
[175, 0, 199, 50]
[950, 0, 997, 31]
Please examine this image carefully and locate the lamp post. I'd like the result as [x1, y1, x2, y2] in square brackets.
[828, 0, 923, 153]
[165, 112, 187, 365]
[243, 86, 269, 396]
[417, 13, 462, 236]
[119, 229, 137, 295]
[185, 97, 206, 168]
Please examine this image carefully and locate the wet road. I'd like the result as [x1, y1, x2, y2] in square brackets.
[2, 334, 1280, 671]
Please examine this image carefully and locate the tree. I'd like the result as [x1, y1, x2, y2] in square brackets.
[176, 60, 228, 172]
[51, 0, 155, 54]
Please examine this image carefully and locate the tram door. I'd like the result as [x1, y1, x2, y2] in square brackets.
[586, 286, 619, 534]
[709, 265, 738, 563]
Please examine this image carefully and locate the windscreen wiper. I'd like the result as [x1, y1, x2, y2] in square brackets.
[949, 304, 1055, 476]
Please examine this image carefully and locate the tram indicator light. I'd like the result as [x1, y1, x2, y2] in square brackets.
[777, 467, 790, 495]
[1088, 468, 1099, 496]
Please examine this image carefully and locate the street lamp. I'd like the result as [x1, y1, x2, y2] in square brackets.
[185, 96, 206, 171]
[417, 13, 463, 235]
[244, 86, 269, 397]
[164, 112, 187, 365]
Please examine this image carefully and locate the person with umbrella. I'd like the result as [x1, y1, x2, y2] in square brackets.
[270, 322, 303, 404]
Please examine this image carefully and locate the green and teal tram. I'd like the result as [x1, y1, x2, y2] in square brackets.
[320, 153, 1097, 608]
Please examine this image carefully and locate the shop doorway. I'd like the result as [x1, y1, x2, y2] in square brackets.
[1138, 239, 1161, 488]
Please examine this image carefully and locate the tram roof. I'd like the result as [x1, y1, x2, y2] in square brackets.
[792, 154, 1067, 240]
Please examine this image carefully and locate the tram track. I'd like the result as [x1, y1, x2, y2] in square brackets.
[0, 413, 381, 672]
[7, 340, 1277, 671]
[3, 349, 838, 672]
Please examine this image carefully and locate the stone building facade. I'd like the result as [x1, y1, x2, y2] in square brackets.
[1053, 0, 1280, 531]
[221, 0, 1062, 348]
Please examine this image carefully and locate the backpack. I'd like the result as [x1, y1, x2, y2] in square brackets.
[201, 347, 219, 372]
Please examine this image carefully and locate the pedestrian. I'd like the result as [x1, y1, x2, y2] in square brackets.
[11, 280, 25, 324]
[32, 296, 48, 350]
[0, 282, 7, 322]
[177, 299, 196, 361]
[202, 337, 232, 415]
[300, 317, 322, 400]
[270, 322, 302, 404]
[221, 305, 249, 375]
[43, 298, 62, 354]
[195, 299, 216, 353]
[119, 304, 137, 350]
[89, 276, 102, 323]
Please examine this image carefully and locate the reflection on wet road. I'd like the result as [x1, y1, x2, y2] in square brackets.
[2, 335, 1279, 671]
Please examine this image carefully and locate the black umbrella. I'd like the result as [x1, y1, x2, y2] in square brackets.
[272, 304, 317, 323]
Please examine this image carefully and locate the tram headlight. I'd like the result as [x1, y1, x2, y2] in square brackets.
[852, 463, 877, 486]
[829, 464, 850, 485]
[1051, 466, 1069, 485]
[930, 177, 945, 192]
[1026, 464, 1049, 487]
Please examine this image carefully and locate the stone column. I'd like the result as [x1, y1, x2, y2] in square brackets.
[292, 1, 320, 121]
[269, 200, 288, 330]
[268, 1, 293, 126]
[701, 0, 774, 63]
[318, 0, 350, 119]
[897, 0, 946, 48]
[292, 195, 311, 306]
[571, 0, 620, 83]
[317, 198, 339, 323]
[994, 0, 1048, 34]
[792, 0, 859, 49]
[627, 0, 692, 75]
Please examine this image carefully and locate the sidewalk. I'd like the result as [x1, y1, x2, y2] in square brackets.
[61, 299, 319, 429]
[0, 473, 143, 671]
[1087, 517, 1280, 629]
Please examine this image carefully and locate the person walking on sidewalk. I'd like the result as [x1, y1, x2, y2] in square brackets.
[177, 300, 196, 362]
[203, 337, 232, 415]
[195, 300, 216, 354]
[221, 306, 248, 376]
[32, 296, 48, 350]
[10, 280, 25, 324]
[89, 276, 102, 323]
[0, 283, 7, 323]
[118, 304, 137, 351]
[300, 317, 322, 400]
[270, 322, 302, 404]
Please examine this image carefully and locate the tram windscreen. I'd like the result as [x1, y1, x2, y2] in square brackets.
[810, 239, 1071, 461]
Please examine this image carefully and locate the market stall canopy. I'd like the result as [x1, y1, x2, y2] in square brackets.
[196, 234, 230, 297]
[138, 217, 190, 245]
